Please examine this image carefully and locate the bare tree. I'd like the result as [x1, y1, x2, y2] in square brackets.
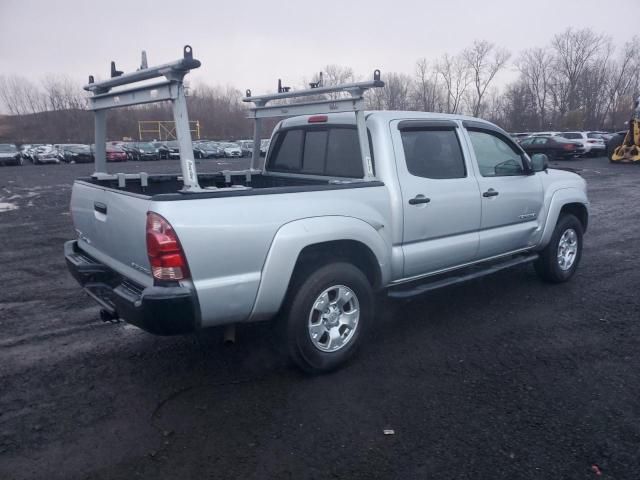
[463, 40, 511, 117]
[413, 58, 442, 112]
[517, 47, 554, 129]
[0, 75, 46, 115]
[436, 53, 471, 114]
[601, 36, 640, 129]
[551, 28, 607, 112]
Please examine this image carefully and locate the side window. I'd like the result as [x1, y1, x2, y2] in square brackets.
[468, 130, 525, 177]
[532, 137, 548, 145]
[270, 129, 303, 171]
[400, 129, 466, 179]
[520, 138, 533, 146]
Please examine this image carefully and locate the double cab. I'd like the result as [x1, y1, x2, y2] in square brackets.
[66, 111, 589, 373]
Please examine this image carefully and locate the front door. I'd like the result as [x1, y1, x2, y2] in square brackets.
[392, 120, 482, 279]
[464, 127, 544, 259]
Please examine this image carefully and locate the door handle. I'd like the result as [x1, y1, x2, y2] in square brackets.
[408, 195, 431, 205]
[94, 202, 107, 214]
[482, 189, 499, 198]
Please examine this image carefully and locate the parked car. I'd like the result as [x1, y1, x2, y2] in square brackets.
[33, 145, 60, 164]
[556, 132, 605, 156]
[194, 141, 223, 159]
[106, 145, 128, 162]
[165, 140, 180, 159]
[0, 143, 23, 166]
[66, 111, 589, 373]
[128, 142, 160, 161]
[519, 135, 585, 160]
[510, 132, 531, 143]
[21, 144, 45, 162]
[260, 138, 270, 156]
[588, 131, 615, 142]
[60, 144, 94, 163]
[148, 142, 169, 160]
[219, 142, 242, 158]
[237, 140, 254, 157]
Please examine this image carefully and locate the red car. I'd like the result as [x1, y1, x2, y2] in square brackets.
[106, 146, 128, 162]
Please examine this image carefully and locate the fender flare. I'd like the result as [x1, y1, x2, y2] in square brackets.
[248, 216, 391, 322]
[537, 187, 589, 249]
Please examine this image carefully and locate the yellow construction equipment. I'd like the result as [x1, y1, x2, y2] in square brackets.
[611, 96, 640, 163]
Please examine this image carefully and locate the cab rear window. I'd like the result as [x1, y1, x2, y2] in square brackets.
[267, 126, 365, 178]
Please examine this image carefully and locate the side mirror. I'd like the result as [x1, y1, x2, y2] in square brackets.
[531, 153, 549, 172]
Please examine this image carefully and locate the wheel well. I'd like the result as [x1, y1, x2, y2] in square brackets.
[292, 240, 382, 290]
[560, 203, 588, 232]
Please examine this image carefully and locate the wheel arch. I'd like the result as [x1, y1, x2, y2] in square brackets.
[248, 216, 391, 322]
[538, 188, 589, 249]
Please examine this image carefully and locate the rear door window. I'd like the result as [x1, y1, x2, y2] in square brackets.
[400, 129, 466, 179]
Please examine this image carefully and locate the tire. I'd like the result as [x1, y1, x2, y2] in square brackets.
[534, 214, 583, 283]
[281, 262, 374, 374]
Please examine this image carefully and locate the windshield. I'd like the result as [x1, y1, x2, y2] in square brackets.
[561, 133, 582, 139]
[135, 142, 154, 148]
[0, 144, 17, 152]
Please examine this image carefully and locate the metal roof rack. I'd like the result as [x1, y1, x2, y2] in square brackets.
[242, 70, 385, 180]
[85, 45, 203, 192]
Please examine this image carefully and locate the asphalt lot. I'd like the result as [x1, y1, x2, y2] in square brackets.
[1, 156, 639, 479]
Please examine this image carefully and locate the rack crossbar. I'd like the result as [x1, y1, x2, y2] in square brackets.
[249, 97, 365, 119]
[88, 81, 177, 111]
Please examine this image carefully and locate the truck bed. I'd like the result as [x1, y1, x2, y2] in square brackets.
[78, 172, 380, 200]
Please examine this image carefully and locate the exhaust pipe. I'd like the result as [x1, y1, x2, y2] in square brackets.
[223, 324, 236, 345]
[100, 308, 119, 323]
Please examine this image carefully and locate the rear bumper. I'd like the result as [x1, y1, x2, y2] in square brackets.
[64, 240, 198, 335]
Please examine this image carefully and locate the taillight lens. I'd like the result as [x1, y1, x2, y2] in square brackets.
[308, 115, 328, 123]
[563, 143, 573, 150]
[146, 212, 190, 281]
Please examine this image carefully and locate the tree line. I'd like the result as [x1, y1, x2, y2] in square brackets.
[1, 28, 639, 144]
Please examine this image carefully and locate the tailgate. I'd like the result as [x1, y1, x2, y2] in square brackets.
[70, 181, 153, 286]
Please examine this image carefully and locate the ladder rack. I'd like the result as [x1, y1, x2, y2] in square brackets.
[84, 45, 203, 192]
[242, 70, 384, 180]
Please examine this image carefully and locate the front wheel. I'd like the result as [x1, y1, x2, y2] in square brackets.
[534, 214, 583, 283]
[282, 262, 374, 373]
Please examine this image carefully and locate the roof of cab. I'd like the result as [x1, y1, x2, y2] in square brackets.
[278, 111, 500, 130]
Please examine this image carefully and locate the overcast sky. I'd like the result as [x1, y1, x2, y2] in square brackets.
[1, 0, 638, 95]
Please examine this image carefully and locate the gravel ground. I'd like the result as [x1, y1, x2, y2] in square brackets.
[0, 157, 639, 480]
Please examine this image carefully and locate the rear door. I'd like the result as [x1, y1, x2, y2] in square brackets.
[392, 120, 481, 278]
[463, 124, 544, 259]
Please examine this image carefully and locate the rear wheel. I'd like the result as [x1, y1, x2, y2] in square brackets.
[534, 214, 583, 283]
[281, 262, 373, 373]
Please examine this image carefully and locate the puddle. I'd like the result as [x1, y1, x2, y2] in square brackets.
[0, 202, 18, 212]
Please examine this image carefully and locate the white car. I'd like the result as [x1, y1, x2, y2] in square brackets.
[220, 142, 242, 158]
[556, 132, 605, 156]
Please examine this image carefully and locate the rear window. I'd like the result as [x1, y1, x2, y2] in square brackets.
[267, 127, 365, 178]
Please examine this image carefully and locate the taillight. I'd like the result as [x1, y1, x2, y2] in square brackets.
[308, 115, 328, 123]
[563, 143, 574, 150]
[146, 212, 190, 281]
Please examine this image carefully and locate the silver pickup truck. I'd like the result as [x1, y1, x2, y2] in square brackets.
[65, 49, 589, 373]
